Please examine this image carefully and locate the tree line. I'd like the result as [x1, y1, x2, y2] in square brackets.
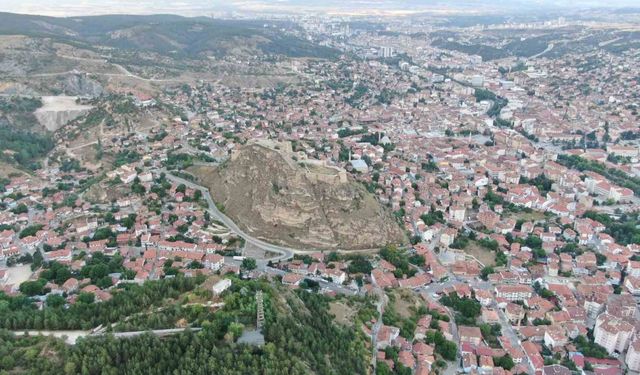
[0, 282, 370, 375]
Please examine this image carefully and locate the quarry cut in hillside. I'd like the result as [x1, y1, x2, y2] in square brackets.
[193, 141, 406, 251]
[34, 96, 93, 131]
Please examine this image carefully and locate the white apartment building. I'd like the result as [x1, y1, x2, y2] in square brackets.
[495, 284, 534, 301]
[594, 313, 635, 355]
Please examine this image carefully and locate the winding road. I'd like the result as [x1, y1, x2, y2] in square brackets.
[370, 282, 388, 371]
[529, 43, 554, 59]
[162, 169, 295, 263]
[25, 53, 184, 83]
[162, 168, 387, 262]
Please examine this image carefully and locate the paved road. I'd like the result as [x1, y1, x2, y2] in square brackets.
[443, 304, 461, 375]
[11, 330, 90, 345]
[5, 54, 181, 83]
[529, 43, 554, 59]
[416, 256, 494, 375]
[11, 327, 202, 345]
[420, 285, 462, 375]
[495, 306, 535, 374]
[110, 327, 203, 339]
[424, 273, 535, 375]
[370, 281, 388, 371]
[260, 265, 357, 295]
[57, 54, 182, 83]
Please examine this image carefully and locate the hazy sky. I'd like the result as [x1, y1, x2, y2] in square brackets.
[0, 0, 638, 17]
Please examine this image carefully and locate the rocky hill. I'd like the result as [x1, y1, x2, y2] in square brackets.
[194, 141, 406, 251]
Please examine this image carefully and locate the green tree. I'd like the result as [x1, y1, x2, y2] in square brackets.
[241, 258, 257, 271]
[19, 224, 44, 239]
[376, 361, 393, 375]
[347, 256, 372, 274]
[11, 203, 28, 214]
[228, 322, 244, 340]
[478, 238, 498, 251]
[46, 294, 66, 308]
[494, 355, 515, 370]
[480, 266, 495, 281]
[19, 279, 46, 296]
[31, 250, 43, 271]
[77, 292, 95, 304]
[438, 340, 458, 361]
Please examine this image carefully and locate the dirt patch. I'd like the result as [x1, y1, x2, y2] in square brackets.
[242, 243, 279, 260]
[464, 242, 496, 267]
[217, 74, 301, 88]
[505, 210, 547, 223]
[1, 264, 34, 287]
[181, 275, 223, 304]
[199, 275, 223, 292]
[34, 96, 93, 131]
[329, 301, 356, 326]
[84, 183, 129, 204]
[391, 289, 420, 319]
[71, 144, 101, 168]
[0, 161, 31, 179]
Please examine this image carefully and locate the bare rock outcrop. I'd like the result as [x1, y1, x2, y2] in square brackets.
[195, 141, 406, 250]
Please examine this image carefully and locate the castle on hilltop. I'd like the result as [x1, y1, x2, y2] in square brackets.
[234, 139, 348, 185]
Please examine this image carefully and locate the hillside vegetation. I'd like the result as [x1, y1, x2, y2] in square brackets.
[0, 278, 370, 375]
[0, 12, 339, 59]
[0, 97, 54, 170]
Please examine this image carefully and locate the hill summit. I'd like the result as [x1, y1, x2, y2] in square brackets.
[194, 140, 406, 250]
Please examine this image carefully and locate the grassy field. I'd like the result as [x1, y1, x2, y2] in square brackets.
[329, 300, 356, 326]
[390, 288, 420, 319]
[0, 161, 30, 178]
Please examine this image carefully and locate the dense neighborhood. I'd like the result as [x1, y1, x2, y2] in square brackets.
[2, 6, 640, 375]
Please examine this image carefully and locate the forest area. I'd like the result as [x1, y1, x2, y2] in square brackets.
[0, 278, 371, 375]
[0, 97, 53, 170]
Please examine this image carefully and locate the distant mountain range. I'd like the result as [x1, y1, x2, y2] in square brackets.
[0, 12, 339, 59]
[1, 0, 639, 17]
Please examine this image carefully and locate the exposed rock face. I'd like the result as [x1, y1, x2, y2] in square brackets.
[34, 96, 93, 131]
[62, 74, 104, 98]
[197, 142, 406, 250]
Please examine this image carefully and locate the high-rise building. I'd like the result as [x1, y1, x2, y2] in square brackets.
[379, 46, 394, 58]
[594, 313, 635, 354]
[471, 75, 484, 87]
[627, 338, 640, 372]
